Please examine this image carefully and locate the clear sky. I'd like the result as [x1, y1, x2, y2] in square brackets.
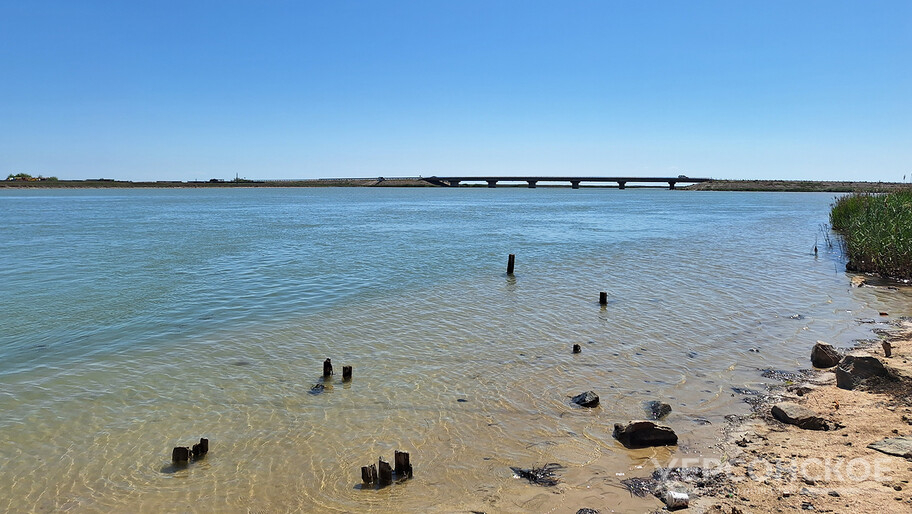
[1, 1, 910, 182]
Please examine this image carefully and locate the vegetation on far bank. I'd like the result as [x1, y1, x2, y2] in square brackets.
[6, 172, 57, 182]
[830, 190, 912, 279]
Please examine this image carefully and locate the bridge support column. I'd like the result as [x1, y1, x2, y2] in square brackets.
[527, 180, 537, 188]
[486, 180, 498, 188]
[448, 180, 461, 187]
[617, 181, 626, 190]
[668, 181, 676, 190]
[570, 181, 580, 189]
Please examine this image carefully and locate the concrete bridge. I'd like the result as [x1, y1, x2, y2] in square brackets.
[420, 176, 711, 189]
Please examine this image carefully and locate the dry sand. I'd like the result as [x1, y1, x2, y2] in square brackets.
[690, 319, 912, 514]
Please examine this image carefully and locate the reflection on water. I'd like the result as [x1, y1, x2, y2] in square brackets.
[0, 188, 909, 512]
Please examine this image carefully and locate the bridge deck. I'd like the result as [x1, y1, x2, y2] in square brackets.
[421, 176, 711, 189]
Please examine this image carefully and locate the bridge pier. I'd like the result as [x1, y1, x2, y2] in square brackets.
[527, 180, 538, 188]
[486, 180, 498, 188]
[617, 181, 626, 190]
[668, 181, 676, 190]
[448, 180, 461, 187]
[570, 181, 580, 189]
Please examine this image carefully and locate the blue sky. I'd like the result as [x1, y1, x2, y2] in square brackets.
[1, 1, 910, 181]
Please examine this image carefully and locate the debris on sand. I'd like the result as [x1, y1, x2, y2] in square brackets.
[510, 463, 564, 486]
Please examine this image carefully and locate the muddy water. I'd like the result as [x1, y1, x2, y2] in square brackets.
[1, 187, 909, 512]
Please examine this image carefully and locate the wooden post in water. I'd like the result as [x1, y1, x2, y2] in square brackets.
[361, 464, 377, 484]
[191, 438, 209, 459]
[572, 344, 581, 354]
[342, 366, 352, 381]
[172, 446, 190, 463]
[395, 450, 413, 478]
[507, 254, 515, 274]
[599, 292, 607, 305]
[378, 458, 393, 486]
[323, 358, 333, 377]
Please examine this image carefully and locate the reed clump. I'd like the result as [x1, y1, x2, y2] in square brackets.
[829, 190, 912, 279]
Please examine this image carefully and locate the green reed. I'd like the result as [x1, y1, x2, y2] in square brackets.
[829, 190, 912, 279]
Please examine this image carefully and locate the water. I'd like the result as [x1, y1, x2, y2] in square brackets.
[1, 187, 909, 512]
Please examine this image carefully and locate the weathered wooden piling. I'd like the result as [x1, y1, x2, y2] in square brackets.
[342, 366, 352, 381]
[599, 292, 607, 305]
[323, 358, 333, 377]
[191, 438, 209, 459]
[572, 344, 581, 354]
[361, 464, 377, 484]
[507, 254, 515, 274]
[172, 446, 190, 463]
[883, 341, 892, 358]
[395, 450, 413, 478]
[378, 458, 393, 486]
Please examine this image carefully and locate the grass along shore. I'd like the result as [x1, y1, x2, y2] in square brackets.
[831, 190, 912, 280]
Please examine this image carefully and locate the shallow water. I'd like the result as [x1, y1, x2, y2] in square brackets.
[1, 187, 909, 512]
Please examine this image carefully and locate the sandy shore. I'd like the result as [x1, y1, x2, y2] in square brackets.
[682, 318, 912, 513]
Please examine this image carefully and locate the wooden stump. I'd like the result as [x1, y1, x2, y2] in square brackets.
[395, 450, 413, 479]
[599, 292, 607, 305]
[342, 366, 352, 381]
[361, 464, 377, 484]
[192, 438, 209, 459]
[572, 344, 581, 354]
[323, 358, 333, 377]
[172, 446, 190, 463]
[507, 254, 515, 274]
[883, 341, 892, 358]
[378, 458, 393, 486]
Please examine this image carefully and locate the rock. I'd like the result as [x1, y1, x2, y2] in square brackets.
[644, 400, 672, 420]
[810, 341, 841, 368]
[576, 510, 599, 514]
[771, 402, 831, 431]
[835, 354, 890, 390]
[613, 421, 678, 448]
[771, 403, 825, 429]
[571, 391, 599, 407]
[850, 275, 866, 287]
[868, 437, 912, 458]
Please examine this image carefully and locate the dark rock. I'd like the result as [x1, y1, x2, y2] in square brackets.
[835, 354, 890, 390]
[576, 509, 599, 514]
[644, 400, 672, 420]
[572, 391, 599, 407]
[572, 344, 582, 354]
[771, 402, 831, 431]
[613, 421, 678, 448]
[868, 437, 912, 458]
[811, 341, 841, 368]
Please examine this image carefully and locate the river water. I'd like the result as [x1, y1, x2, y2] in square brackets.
[1, 187, 909, 512]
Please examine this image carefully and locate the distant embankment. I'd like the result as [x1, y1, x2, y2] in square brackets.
[683, 180, 909, 193]
[0, 178, 435, 188]
[4, 177, 909, 192]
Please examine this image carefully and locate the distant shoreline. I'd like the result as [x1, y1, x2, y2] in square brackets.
[2, 178, 909, 192]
